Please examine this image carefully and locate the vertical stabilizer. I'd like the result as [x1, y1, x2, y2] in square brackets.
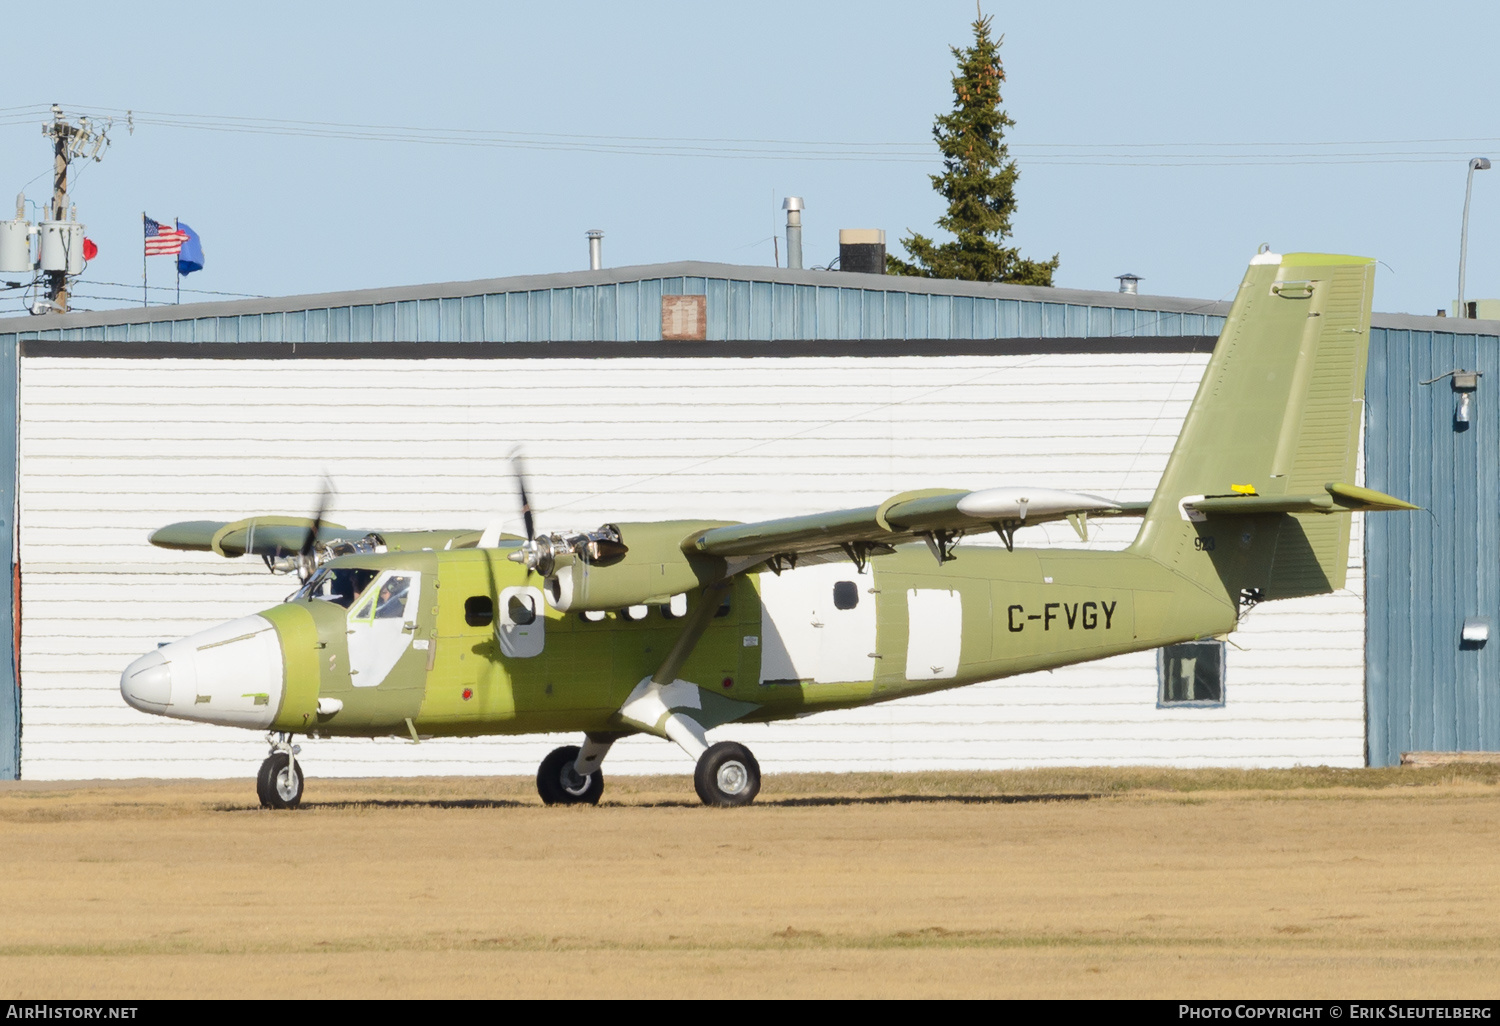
[1131, 251, 1377, 604]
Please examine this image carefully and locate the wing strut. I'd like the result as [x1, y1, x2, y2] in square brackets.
[650, 578, 735, 688]
[614, 577, 739, 762]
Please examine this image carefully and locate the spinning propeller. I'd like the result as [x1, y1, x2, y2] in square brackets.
[504, 449, 627, 578]
[295, 476, 337, 582]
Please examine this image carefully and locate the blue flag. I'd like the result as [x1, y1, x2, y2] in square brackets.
[176, 221, 204, 276]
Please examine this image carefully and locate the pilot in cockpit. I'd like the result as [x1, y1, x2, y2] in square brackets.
[375, 576, 411, 619]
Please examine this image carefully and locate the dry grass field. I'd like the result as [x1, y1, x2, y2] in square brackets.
[1, 765, 1498, 999]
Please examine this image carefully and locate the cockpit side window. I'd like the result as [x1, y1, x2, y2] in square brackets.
[375, 576, 413, 619]
[346, 571, 417, 624]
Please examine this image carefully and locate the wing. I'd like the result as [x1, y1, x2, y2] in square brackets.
[149, 518, 492, 560]
[686, 486, 1150, 568]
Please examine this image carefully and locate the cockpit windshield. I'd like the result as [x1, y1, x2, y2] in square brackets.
[294, 566, 380, 609]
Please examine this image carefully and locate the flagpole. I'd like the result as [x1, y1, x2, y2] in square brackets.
[141, 212, 147, 308]
[174, 218, 180, 305]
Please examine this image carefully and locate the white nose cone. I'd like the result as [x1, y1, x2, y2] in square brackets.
[121, 650, 172, 711]
[120, 615, 285, 728]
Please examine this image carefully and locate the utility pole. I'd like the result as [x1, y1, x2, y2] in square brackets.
[39, 104, 112, 314]
[43, 106, 76, 312]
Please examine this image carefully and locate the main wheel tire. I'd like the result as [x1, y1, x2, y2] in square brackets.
[256, 753, 304, 810]
[694, 741, 761, 807]
[536, 745, 604, 806]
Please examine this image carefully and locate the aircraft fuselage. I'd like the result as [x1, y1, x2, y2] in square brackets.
[122, 542, 1237, 739]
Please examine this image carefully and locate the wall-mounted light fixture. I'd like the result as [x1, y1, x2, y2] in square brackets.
[1454, 371, 1480, 426]
[1462, 617, 1490, 646]
[1420, 369, 1483, 430]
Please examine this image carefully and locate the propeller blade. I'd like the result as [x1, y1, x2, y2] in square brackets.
[509, 449, 535, 543]
[299, 475, 337, 560]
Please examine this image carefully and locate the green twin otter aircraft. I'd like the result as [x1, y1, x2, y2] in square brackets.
[122, 251, 1415, 808]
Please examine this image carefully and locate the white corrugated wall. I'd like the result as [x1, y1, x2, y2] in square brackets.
[17, 353, 1366, 780]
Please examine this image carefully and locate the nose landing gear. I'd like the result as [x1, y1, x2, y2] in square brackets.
[536, 743, 605, 805]
[257, 733, 304, 809]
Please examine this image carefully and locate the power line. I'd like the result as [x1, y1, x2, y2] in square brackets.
[0, 102, 1484, 167]
[76, 279, 268, 298]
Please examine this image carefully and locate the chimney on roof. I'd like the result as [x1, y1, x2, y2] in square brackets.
[783, 197, 803, 270]
[1116, 273, 1142, 295]
[839, 229, 886, 274]
[587, 230, 604, 271]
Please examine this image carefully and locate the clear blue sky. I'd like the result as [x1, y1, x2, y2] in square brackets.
[3, 0, 1497, 318]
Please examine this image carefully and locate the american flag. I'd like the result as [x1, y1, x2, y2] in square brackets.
[143, 216, 189, 256]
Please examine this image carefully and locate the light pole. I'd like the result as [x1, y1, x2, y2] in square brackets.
[1458, 156, 1491, 318]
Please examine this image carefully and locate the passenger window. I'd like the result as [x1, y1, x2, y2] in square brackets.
[375, 576, 413, 619]
[579, 610, 607, 623]
[714, 596, 732, 618]
[508, 593, 538, 625]
[832, 581, 859, 610]
[465, 596, 494, 628]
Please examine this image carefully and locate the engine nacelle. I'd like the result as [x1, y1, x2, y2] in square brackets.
[544, 520, 730, 612]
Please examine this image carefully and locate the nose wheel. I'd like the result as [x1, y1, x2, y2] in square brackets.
[257, 734, 304, 809]
[536, 745, 604, 805]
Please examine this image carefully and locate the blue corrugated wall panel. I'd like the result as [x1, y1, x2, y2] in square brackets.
[706, 279, 729, 341]
[595, 285, 616, 342]
[639, 280, 661, 340]
[572, 287, 594, 342]
[1366, 326, 1500, 765]
[0, 336, 15, 778]
[0, 276, 1246, 347]
[615, 282, 638, 341]
[728, 280, 752, 340]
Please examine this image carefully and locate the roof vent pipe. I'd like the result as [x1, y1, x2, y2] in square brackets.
[586, 229, 604, 271]
[782, 197, 803, 270]
[1116, 273, 1142, 295]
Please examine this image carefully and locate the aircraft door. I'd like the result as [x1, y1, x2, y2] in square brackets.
[347, 570, 422, 688]
[759, 563, 876, 685]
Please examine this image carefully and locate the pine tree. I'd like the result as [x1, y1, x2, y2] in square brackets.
[887, 15, 1058, 284]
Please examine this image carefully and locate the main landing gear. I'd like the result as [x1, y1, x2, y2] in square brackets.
[534, 733, 762, 808]
[257, 732, 304, 810]
[694, 741, 761, 807]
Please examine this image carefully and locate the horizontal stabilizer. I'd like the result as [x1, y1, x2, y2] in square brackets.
[1182, 482, 1417, 519]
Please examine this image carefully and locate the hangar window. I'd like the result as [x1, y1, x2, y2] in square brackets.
[1158, 640, 1226, 707]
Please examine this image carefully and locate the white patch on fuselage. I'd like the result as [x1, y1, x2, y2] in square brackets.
[758, 562, 876, 685]
[905, 589, 962, 681]
[149, 614, 285, 728]
[347, 570, 422, 686]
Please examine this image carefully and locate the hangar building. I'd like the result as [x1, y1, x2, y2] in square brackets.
[0, 260, 1493, 780]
